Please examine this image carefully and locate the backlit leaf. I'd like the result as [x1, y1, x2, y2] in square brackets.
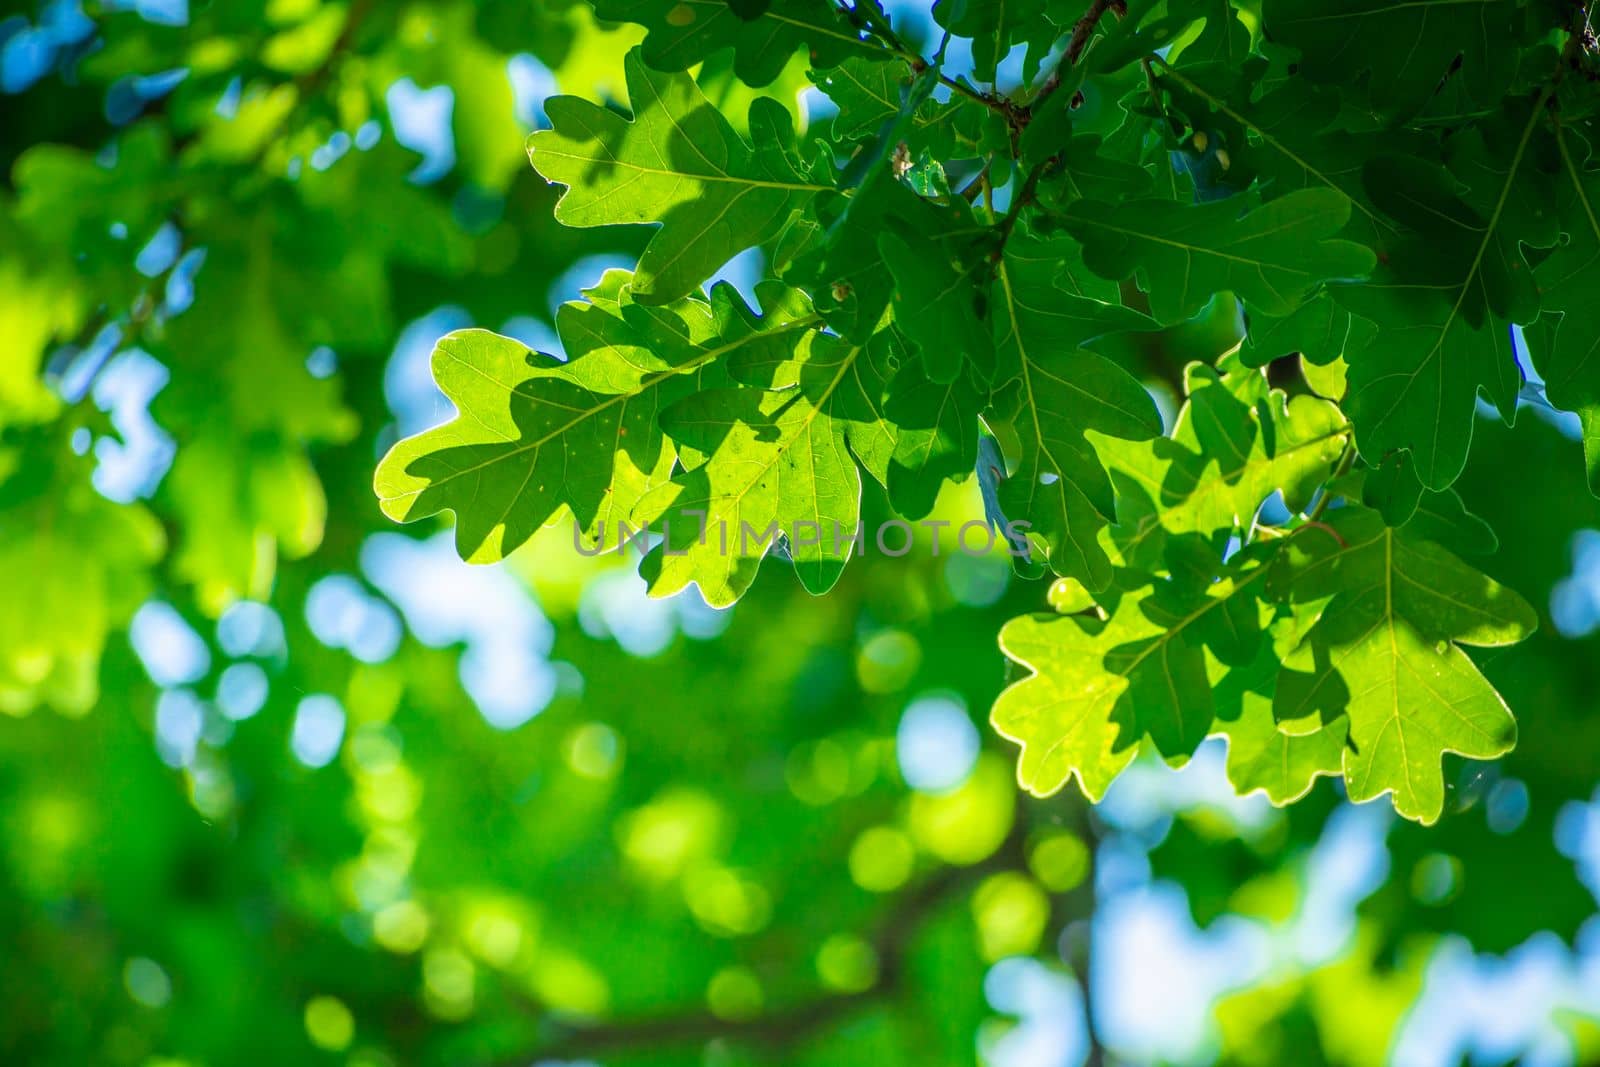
[1271, 506, 1536, 823]
[529, 48, 830, 303]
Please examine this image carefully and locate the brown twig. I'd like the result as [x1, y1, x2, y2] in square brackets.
[980, 0, 1129, 242]
[1036, 0, 1127, 106]
[993, 155, 1056, 250]
[1067, 0, 1128, 67]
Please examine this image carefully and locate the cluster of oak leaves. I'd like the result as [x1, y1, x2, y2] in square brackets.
[373, 0, 1600, 825]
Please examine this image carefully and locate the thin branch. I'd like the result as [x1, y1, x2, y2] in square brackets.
[1043, 798, 1105, 1066]
[163, 0, 375, 163]
[527, 987, 874, 1060]
[1068, 0, 1128, 66]
[1035, 0, 1127, 107]
[834, 0, 1023, 122]
[984, 0, 1129, 246]
[994, 155, 1056, 250]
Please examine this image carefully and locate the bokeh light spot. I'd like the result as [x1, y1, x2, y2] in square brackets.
[707, 965, 763, 1020]
[291, 694, 346, 768]
[304, 995, 354, 1051]
[896, 693, 980, 793]
[972, 872, 1050, 962]
[856, 630, 921, 693]
[816, 934, 878, 993]
[1029, 830, 1090, 893]
[124, 957, 171, 1008]
[849, 826, 916, 893]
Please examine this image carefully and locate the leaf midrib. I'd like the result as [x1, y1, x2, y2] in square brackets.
[655, 340, 865, 589]
[1029, 565, 1271, 773]
[535, 146, 832, 193]
[1354, 88, 1551, 448]
[381, 315, 822, 503]
[997, 260, 1094, 579]
[1070, 208, 1335, 277]
[1277, 0, 1497, 27]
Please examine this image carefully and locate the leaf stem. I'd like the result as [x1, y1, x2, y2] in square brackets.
[1140, 56, 1177, 136]
[836, 1, 1021, 121]
[1305, 439, 1356, 525]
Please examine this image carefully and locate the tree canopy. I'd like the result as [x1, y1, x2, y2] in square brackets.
[4, 1, 1600, 1066]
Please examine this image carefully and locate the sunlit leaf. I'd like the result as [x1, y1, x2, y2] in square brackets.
[1271, 506, 1536, 823]
[529, 48, 830, 303]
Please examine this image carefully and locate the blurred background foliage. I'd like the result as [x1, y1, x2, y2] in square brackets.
[3, 2, 1600, 1066]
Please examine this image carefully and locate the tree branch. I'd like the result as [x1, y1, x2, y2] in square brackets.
[986, 0, 1129, 243]
[1066, 0, 1128, 67]
[993, 155, 1056, 250]
[1035, 0, 1127, 106]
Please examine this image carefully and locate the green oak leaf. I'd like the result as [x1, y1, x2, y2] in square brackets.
[1100, 357, 1349, 569]
[1301, 355, 1348, 401]
[590, 0, 887, 87]
[1329, 465, 1501, 561]
[1339, 279, 1517, 492]
[374, 275, 817, 562]
[809, 56, 985, 157]
[885, 367, 983, 519]
[1152, 63, 1403, 251]
[1083, 0, 1202, 75]
[1259, 0, 1521, 118]
[1240, 293, 1376, 369]
[1181, 0, 1250, 67]
[1365, 125, 1554, 325]
[1062, 188, 1376, 325]
[1214, 642, 1346, 807]
[529, 48, 829, 304]
[1401, 486, 1499, 557]
[1339, 103, 1560, 490]
[1271, 506, 1536, 824]
[1333, 467, 1500, 559]
[993, 606, 1139, 801]
[1032, 133, 1157, 212]
[784, 166, 981, 340]
[881, 226, 995, 383]
[1362, 452, 1424, 526]
[990, 238, 1163, 590]
[636, 327, 896, 606]
[811, 55, 912, 142]
[728, 292, 898, 485]
[931, 0, 1050, 84]
[993, 551, 1273, 799]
